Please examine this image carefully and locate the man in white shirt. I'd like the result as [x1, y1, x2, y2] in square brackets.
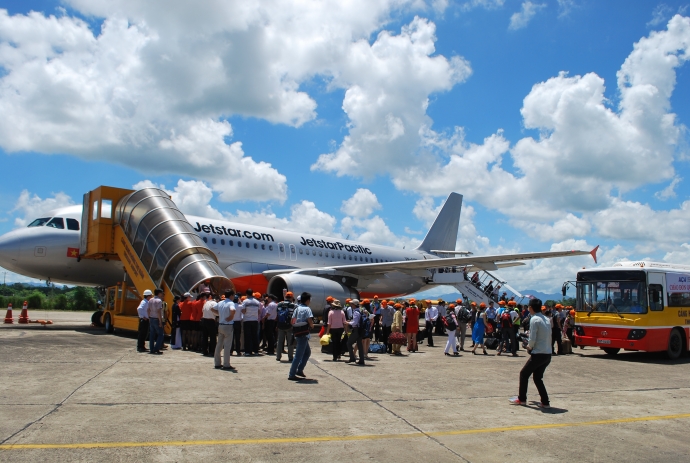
[201, 293, 218, 357]
[241, 289, 262, 356]
[510, 299, 553, 408]
[136, 289, 153, 352]
[214, 290, 236, 371]
[424, 302, 438, 347]
[262, 294, 278, 355]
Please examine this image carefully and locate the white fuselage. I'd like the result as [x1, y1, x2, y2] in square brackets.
[0, 206, 438, 298]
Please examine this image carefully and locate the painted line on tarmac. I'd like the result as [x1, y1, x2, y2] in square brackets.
[2, 412, 690, 450]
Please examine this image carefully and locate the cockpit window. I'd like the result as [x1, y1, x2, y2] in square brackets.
[66, 218, 80, 231]
[27, 218, 51, 227]
[46, 217, 65, 229]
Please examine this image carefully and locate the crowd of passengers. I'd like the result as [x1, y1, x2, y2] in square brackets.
[135, 281, 578, 380]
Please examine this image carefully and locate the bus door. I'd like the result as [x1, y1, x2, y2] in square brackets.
[648, 272, 666, 311]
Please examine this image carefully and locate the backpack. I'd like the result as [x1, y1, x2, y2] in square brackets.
[500, 311, 513, 329]
[276, 302, 294, 330]
[457, 307, 470, 324]
[444, 314, 457, 331]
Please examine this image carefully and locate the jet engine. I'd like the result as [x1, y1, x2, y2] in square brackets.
[267, 274, 359, 317]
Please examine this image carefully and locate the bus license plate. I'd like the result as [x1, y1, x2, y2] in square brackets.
[597, 339, 611, 344]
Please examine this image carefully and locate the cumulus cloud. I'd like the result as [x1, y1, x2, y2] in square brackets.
[311, 16, 471, 177]
[341, 189, 382, 217]
[648, 4, 675, 27]
[654, 176, 682, 200]
[0, 1, 456, 206]
[460, 0, 505, 11]
[509, 1, 546, 30]
[391, 15, 690, 245]
[12, 190, 75, 227]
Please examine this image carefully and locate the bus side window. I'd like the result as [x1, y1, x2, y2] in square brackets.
[649, 284, 664, 311]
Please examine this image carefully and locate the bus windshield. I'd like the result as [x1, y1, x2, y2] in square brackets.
[577, 280, 647, 314]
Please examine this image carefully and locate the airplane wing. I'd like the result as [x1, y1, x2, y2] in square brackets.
[263, 247, 597, 279]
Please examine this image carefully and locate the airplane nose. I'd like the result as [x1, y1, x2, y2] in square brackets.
[0, 231, 21, 270]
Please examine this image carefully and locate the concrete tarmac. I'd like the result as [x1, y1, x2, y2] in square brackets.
[0, 321, 689, 462]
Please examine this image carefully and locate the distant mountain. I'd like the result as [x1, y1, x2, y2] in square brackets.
[411, 289, 566, 303]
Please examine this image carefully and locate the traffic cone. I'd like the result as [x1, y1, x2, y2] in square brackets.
[18, 301, 29, 324]
[3, 303, 13, 324]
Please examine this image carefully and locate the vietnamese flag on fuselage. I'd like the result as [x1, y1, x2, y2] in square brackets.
[67, 248, 80, 258]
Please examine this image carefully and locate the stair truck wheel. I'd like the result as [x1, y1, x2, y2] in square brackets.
[104, 313, 114, 334]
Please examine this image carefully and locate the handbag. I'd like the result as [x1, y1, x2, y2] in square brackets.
[292, 323, 310, 337]
[320, 334, 331, 346]
[388, 332, 407, 345]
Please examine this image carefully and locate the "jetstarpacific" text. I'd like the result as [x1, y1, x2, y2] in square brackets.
[299, 236, 371, 254]
[193, 222, 274, 242]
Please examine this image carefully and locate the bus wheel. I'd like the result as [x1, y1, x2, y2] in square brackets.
[666, 329, 683, 360]
[104, 313, 114, 334]
[602, 347, 620, 356]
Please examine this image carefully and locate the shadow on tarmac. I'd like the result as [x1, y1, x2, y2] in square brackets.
[575, 350, 690, 365]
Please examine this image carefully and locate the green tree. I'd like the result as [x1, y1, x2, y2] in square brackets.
[26, 291, 44, 309]
[52, 294, 69, 311]
[69, 286, 96, 311]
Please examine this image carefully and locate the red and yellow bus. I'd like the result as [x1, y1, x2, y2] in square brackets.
[573, 261, 690, 359]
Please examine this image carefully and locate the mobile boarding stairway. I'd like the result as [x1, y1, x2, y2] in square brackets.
[430, 266, 523, 306]
[79, 186, 232, 333]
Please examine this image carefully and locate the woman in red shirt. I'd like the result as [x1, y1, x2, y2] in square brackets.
[405, 299, 420, 352]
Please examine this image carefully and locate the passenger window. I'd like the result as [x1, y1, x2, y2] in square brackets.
[203, 237, 208, 243]
[299, 248, 303, 254]
[262, 244, 265, 250]
[101, 199, 112, 218]
[349, 256, 352, 260]
[319, 251, 322, 256]
[27, 218, 50, 227]
[312, 250, 316, 255]
[66, 218, 80, 231]
[269, 245, 273, 251]
[337, 253, 340, 258]
[254, 243, 258, 249]
[229, 240, 234, 246]
[238, 241, 242, 247]
[649, 284, 664, 311]
[246, 242, 250, 248]
[221, 239, 225, 245]
[46, 217, 65, 229]
[212, 238, 216, 244]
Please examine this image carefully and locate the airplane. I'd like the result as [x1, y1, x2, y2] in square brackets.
[0, 191, 597, 315]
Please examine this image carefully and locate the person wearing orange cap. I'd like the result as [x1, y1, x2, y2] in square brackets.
[391, 303, 404, 355]
[562, 308, 576, 352]
[276, 292, 296, 362]
[240, 289, 262, 356]
[371, 295, 382, 342]
[380, 300, 394, 354]
[405, 300, 420, 352]
[551, 304, 563, 355]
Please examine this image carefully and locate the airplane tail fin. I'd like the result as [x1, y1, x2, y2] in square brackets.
[415, 193, 463, 253]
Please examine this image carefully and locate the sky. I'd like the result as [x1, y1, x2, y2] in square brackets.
[0, 0, 689, 295]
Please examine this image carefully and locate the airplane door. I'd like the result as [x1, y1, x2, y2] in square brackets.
[279, 243, 286, 260]
[289, 244, 296, 261]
